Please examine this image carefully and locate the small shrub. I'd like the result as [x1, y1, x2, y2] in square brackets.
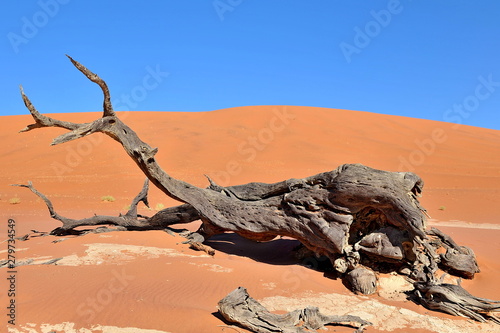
[9, 197, 21, 205]
[101, 195, 115, 202]
[155, 203, 165, 211]
[438, 206, 446, 211]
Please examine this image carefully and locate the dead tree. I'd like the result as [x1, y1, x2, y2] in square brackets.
[16, 56, 499, 324]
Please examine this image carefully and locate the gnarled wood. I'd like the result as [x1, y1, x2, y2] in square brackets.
[17, 56, 499, 324]
[426, 227, 480, 279]
[345, 266, 377, 295]
[218, 287, 371, 333]
[415, 283, 500, 324]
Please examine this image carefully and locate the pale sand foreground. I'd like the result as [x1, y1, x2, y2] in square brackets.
[1, 107, 499, 333]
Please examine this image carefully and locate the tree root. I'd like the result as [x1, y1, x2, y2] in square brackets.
[218, 287, 371, 333]
[414, 282, 500, 324]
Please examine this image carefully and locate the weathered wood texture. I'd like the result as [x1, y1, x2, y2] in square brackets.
[415, 283, 500, 324]
[218, 287, 371, 333]
[17, 56, 499, 324]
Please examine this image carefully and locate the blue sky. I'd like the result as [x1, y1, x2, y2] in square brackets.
[1, 1, 500, 130]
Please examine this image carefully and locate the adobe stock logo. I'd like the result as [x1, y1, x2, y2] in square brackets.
[50, 63, 169, 181]
[7, 0, 71, 54]
[339, 0, 406, 63]
[213, 0, 243, 21]
[398, 74, 499, 172]
[209, 106, 295, 186]
[442, 74, 500, 126]
[76, 268, 135, 322]
[112, 64, 170, 111]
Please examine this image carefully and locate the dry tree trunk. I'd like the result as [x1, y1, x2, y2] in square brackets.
[16, 56, 499, 325]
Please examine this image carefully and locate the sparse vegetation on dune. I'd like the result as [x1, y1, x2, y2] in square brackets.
[9, 197, 21, 204]
[101, 195, 115, 202]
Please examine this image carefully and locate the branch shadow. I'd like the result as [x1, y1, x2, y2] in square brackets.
[205, 233, 300, 266]
[211, 311, 248, 332]
[205, 232, 337, 279]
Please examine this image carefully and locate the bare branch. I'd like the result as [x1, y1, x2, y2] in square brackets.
[218, 287, 371, 333]
[66, 55, 115, 117]
[13, 182, 147, 234]
[125, 178, 150, 218]
[13, 181, 201, 235]
[12, 181, 67, 222]
[50, 117, 111, 146]
[19, 85, 81, 133]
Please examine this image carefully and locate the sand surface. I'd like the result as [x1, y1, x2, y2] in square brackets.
[1, 106, 499, 333]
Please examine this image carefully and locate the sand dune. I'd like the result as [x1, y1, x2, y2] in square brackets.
[1, 106, 500, 333]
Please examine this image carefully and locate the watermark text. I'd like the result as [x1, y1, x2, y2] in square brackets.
[6, 219, 17, 326]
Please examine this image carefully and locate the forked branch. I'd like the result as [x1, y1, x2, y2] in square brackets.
[12, 179, 198, 235]
[19, 85, 82, 133]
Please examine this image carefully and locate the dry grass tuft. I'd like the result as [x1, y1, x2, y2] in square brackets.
[9, 197, 21, 205]
[101, 195, 115, 202]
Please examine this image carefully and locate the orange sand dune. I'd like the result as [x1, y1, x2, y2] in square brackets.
[1, 106, 500, 333]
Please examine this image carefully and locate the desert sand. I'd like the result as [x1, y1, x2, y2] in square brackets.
[1, 106, 499, 333]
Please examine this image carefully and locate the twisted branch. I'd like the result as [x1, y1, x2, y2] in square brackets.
[218, 287, 371, 333]
[12, 180, 152, 234]
[66, 54, 115, 117]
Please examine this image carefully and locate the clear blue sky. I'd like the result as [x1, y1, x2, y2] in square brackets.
[2, 1, 500, 130]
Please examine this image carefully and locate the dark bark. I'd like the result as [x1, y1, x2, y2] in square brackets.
[16, 56, 499, 325]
